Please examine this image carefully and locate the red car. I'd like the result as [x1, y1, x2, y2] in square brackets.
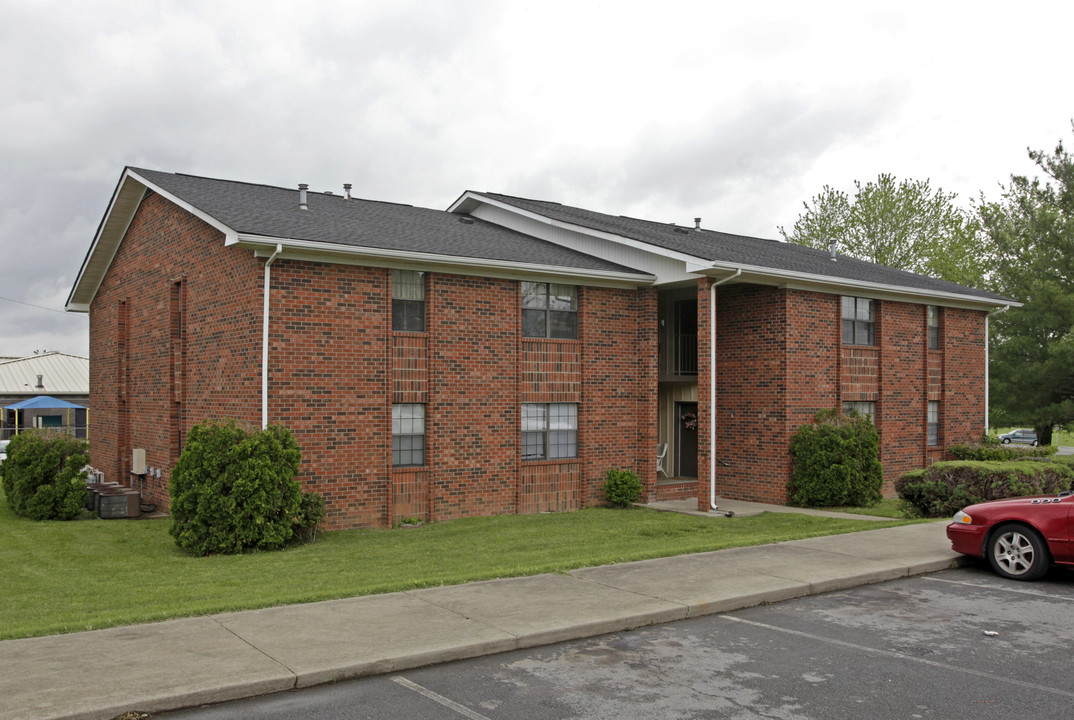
[947, 492, 1074, 580]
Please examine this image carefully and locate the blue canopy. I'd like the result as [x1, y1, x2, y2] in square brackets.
[4, 395, 86, 410]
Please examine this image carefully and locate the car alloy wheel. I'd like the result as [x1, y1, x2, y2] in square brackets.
[987, 524, 1049, 581]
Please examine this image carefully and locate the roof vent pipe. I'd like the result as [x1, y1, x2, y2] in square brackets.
[694, 217, 702, 231]
[829, 240, 837, 261]
[343, 183, 352, 200]
[36, 374, 43, 389]
[298, 183, 309, 211]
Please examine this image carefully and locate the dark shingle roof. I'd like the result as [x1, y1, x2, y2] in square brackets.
[129, 169, 647, 276]
[480, 192, 1010, 303]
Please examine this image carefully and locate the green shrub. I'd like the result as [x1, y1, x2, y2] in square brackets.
[603, 467, 642, 507]
[896, 460, 1073, 518]
[947, 443, 1055, 461]
[169, 420, 303, 556]
[292, 491, 326, 544]
[1, 430, 89, 520]
[788, 409, 883, 507]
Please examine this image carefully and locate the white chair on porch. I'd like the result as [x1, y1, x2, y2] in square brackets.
[656, 443, 669, 478]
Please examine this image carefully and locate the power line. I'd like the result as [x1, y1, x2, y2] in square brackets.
[0, 294, 73, 315]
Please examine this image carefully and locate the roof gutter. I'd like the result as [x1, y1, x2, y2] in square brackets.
[261, 243, 283, 429]
[235, 234, 655, 287]
[708, 268, 742, 515]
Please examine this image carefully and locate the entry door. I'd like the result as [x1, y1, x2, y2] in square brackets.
[675, 401, 698, 479]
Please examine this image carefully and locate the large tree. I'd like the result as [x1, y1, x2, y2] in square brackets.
[982, 128, 1074, 445]
[780, 173, 989, 287]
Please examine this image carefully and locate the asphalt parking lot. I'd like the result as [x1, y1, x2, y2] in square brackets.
[162, 562, 1074, 719]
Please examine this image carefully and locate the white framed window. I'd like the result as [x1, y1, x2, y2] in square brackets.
[927, 305, 940, 350]
[392, 404, 425, 466]
[392, 270, 425, 332]
[522, 282, 578, 339]
[927, 401, 939, 446]
[842, 401, 876, 423]
[521, 403, 578, 459]
[842, 296, 875, 346]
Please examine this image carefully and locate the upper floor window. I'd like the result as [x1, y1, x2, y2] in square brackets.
[927, 305, 940, 350]
[842, 296, 875, 346]
[522, 282, 577, 339]
[392, 270, 425, 332]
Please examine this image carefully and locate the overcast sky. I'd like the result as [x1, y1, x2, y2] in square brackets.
[1, 0, 1070, 358]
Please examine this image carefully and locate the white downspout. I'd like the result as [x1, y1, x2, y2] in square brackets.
[709, 268, 742, 512]
[984, 304, 1010, 435]
[261, 244, 283, 429]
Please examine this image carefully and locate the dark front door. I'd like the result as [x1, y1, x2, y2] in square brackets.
[676, 401, 698, 479]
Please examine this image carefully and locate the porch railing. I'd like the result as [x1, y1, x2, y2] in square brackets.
[659, 330, 698, 377]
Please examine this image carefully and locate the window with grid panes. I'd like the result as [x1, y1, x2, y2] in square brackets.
[521, 282, 577, 339]
[392, 404, 425, 466]
[521, 403, 578, 460]
[927, 401, 939, 446]
[392, 270, 425, 332]
[842, 400, 876, 423]
[841, 296, 875, 345]
[927, 306, 940, 350]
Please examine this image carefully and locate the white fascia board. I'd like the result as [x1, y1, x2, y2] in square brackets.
[449, 191, 709, 268]
[700, 262, 1018, 310]
[66, 169, 240, 312]
[127, 170, 239, 244]
[234, 234, 656, 288]
[66, 169, 145, 312]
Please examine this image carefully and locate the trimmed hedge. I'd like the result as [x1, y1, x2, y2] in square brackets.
[896, 460, 1073, 518]
[947, 444, 1056, 461]
[1, 430, 89, 520]
[788, 409, 883, 507]
[170, 420, 311, 556]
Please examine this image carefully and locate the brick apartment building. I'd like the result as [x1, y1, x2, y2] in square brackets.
[66, 168, 1012, 529]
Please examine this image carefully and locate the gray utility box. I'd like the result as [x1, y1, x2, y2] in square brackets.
[98, 489, 141, 519]
[87, 482, 121, 512]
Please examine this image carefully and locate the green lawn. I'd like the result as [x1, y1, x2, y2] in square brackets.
[816, 497, 907, 518]
[0, 491, 916, 641]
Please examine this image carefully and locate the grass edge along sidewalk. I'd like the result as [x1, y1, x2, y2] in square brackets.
[0, 492, 916, 641]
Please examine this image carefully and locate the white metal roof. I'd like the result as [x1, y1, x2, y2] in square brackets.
[0, 352, 89, 395]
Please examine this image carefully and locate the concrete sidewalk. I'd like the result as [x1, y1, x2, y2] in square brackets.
[0, 516, 959, 720]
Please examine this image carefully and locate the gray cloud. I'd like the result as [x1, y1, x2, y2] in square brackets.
[0, 0, 1071, 357]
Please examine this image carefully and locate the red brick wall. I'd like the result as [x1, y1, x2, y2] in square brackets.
[89, 193, 263, 508]
[707, 284, 790, 504]
[689, 286, 986, 506]
[268, 260, 391, 529]
[581, 286, 657, 507]
[877, 301, 928, 491]
[943, 307, 987, 448]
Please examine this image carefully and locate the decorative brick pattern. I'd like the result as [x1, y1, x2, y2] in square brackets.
[520, 340, 580, 402]
[841, 347, 880, 400]
[520, 461, 581, 513]
[391, 468, 428, 524]
[927, 352, 943, 400]
[392, 334, 428, 403]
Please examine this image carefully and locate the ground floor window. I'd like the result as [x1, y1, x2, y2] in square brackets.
[927, 401, 939, 446]
[842, 401, 876, 423]
[392, 404, 425, 466]
[521, 403, 578, 460]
